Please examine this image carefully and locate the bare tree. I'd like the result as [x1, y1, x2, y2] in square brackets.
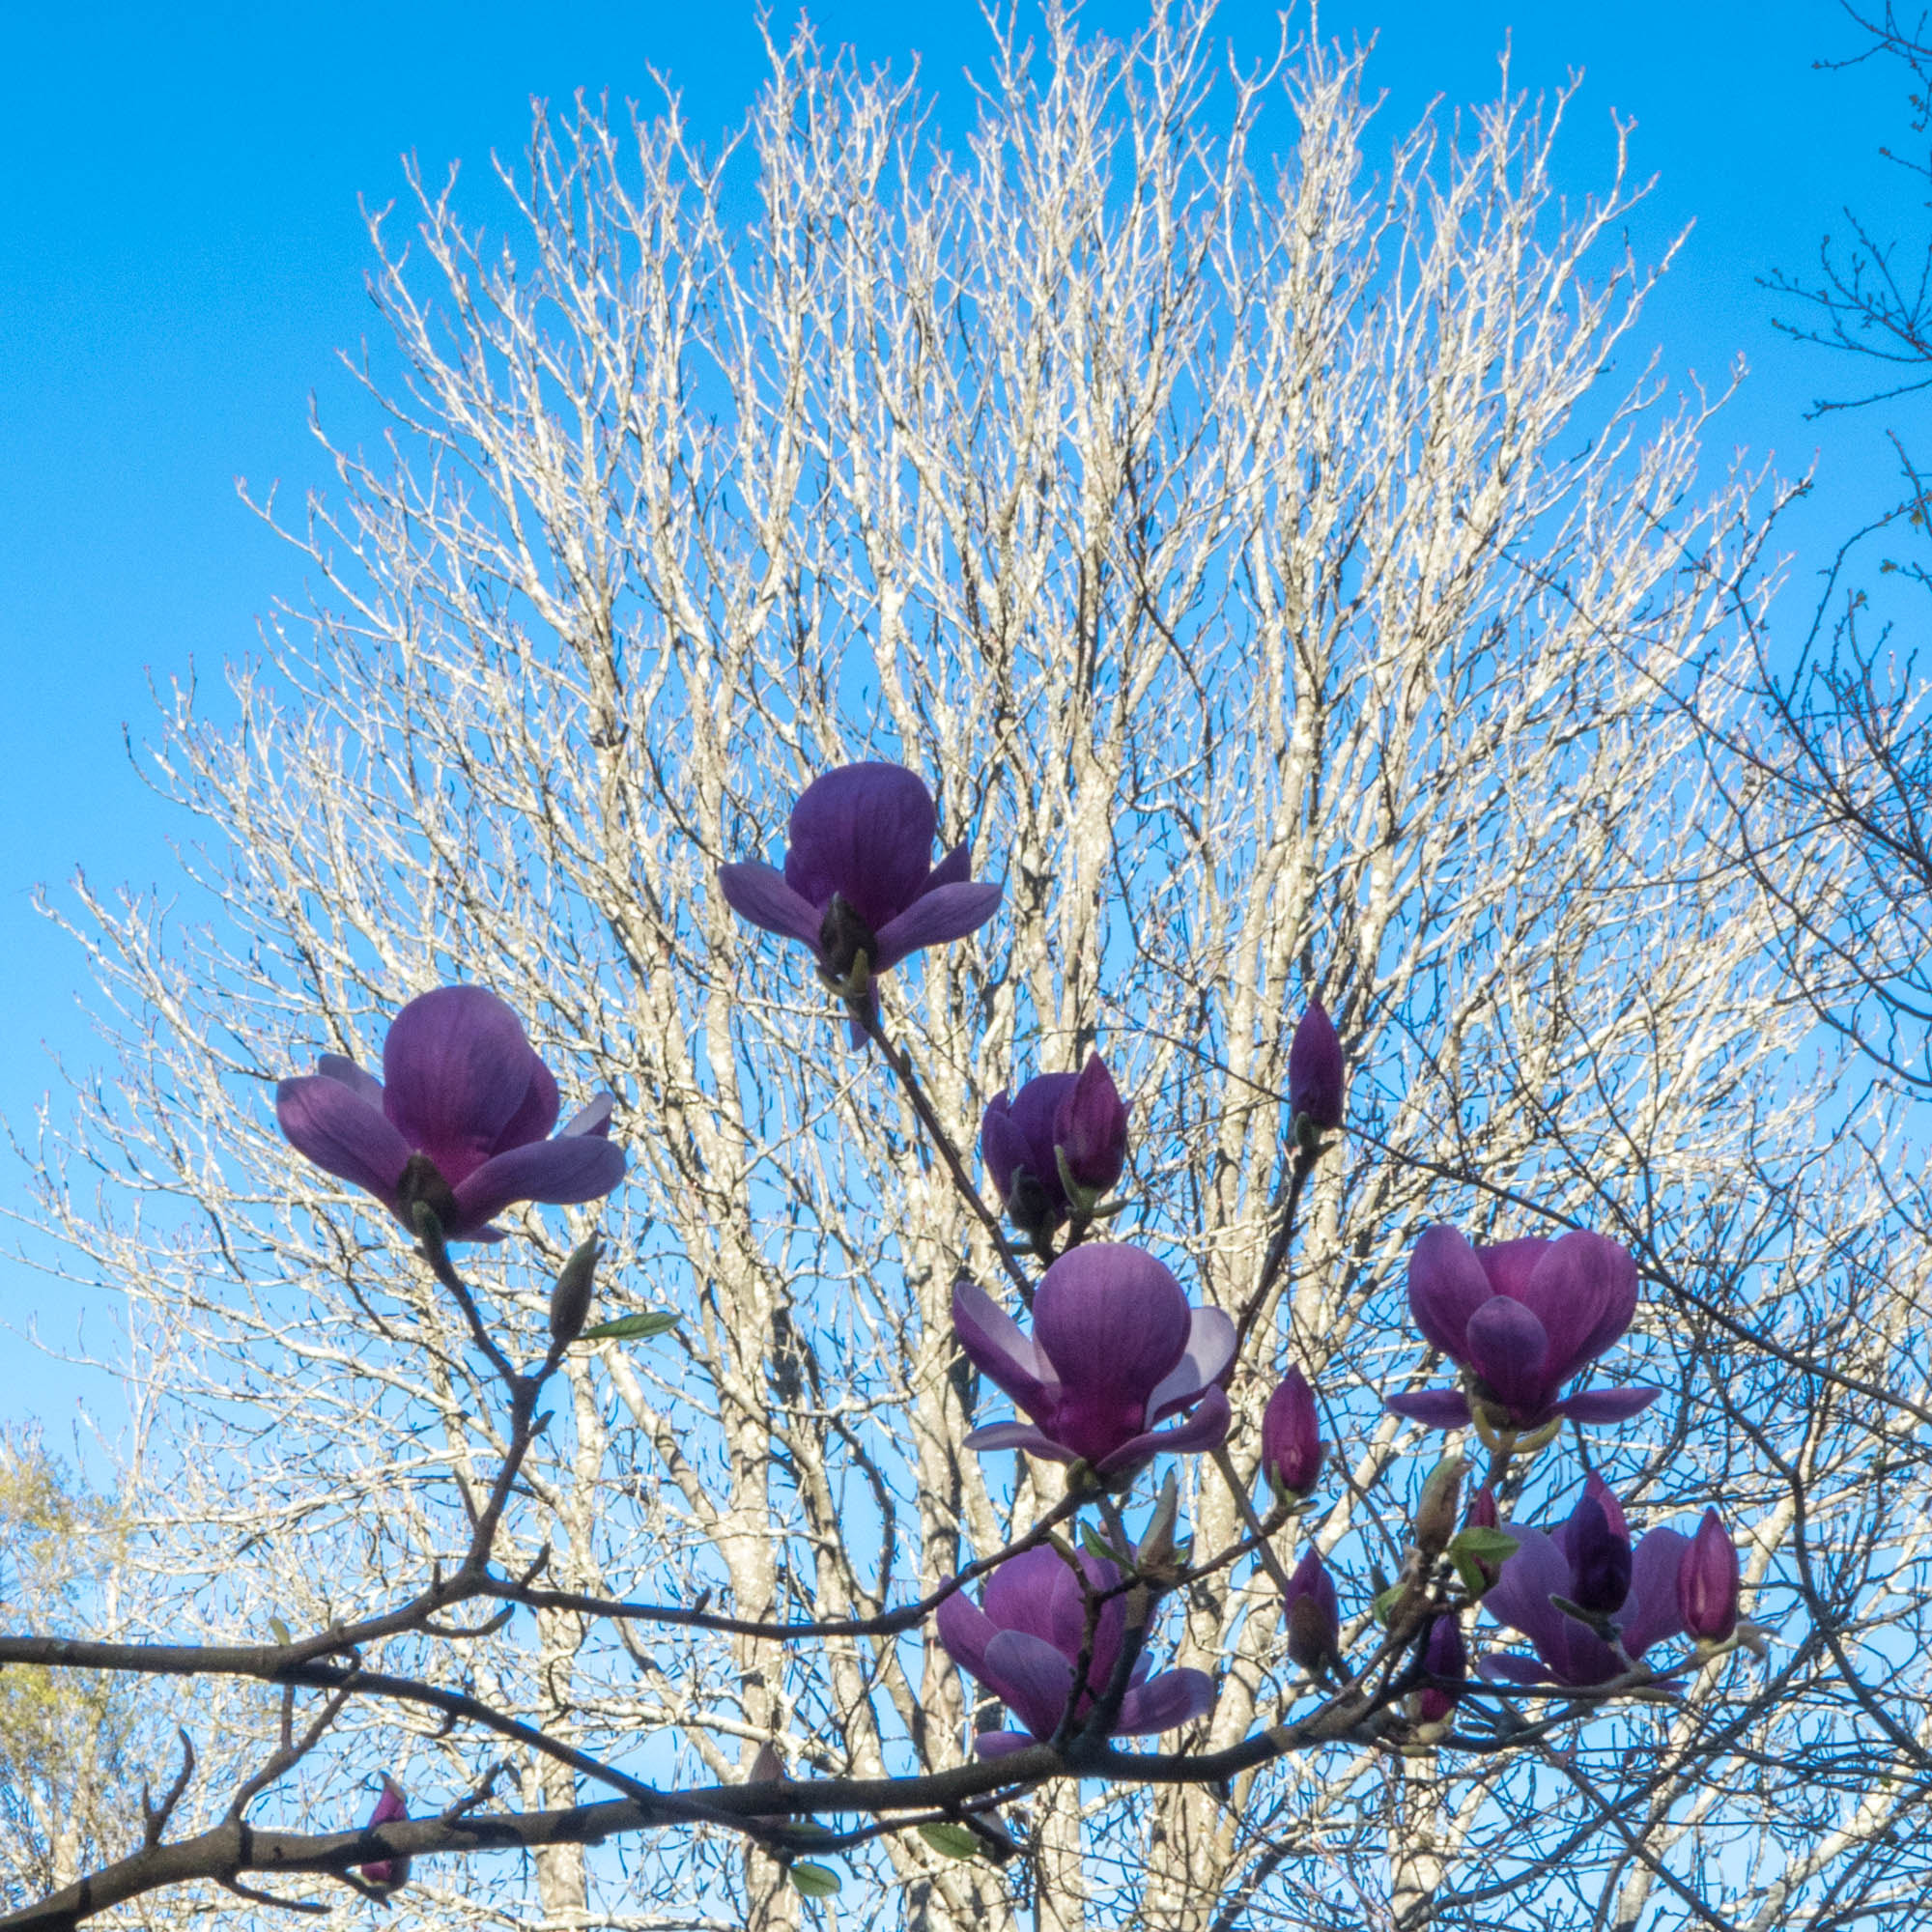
[5, 8, 1922, 1930]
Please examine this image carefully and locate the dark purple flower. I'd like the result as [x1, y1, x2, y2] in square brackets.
[935, 1545, 1214, 1757]
[276, 987, 625, 1244]
[953, 1244, 1234, 1477]
[716, 763, 1004, 1047]
[1678, 1509, 1741, 1643]
[1283, 1548, 1342, 1675]
[1383, 1225, 1659, 1434]
[1288, 1000, 1346, 1131]
[1479, 1475, 1689, 1688]
[1260, 1367, 1323, 1498]
[981, 1054, 1130, 1240]
[358, 1775, 410, 1894]
[1416, 1614, 1467, 1723]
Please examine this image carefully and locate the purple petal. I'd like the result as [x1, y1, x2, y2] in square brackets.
[317, 1053, 384, 1108]
[974, 1729, 1037, 1759]
[1515, 1231, 1638, 1381]
[1482, 1525, 1575, 1660]
[962, 1422, 1074, 1463]
[277, 1076, 412, 1207]
[935, 1581, 1002, 1680]
[1461, 1297, 1554, 1417]
[981, 1629, 1077, 1740]
[1287, 1000, 1345, 1130]
[872, 881, 1005, 972]
[1407, 1226, 1494, 1357]
[1384, 1389, 1475, 1429]
[449, 1134, 627, 1236]
[1678, 1509, 1741, 1643]
[1620, 1526, 1691, 1658]
[952, 1279, 1056, 1418]
[382, 987, 545, 1186]
[980, 1097, 1039, 1210]
[1094, 1382, 1231, 1476]
[1473, 1237, 1551, 1302]
[716, 860, 825, 949]
[1146, 1306, 1237, 1423]
[926, 839, 973, 891]
[1034, 1244, 1191, 1415]
[493, 1055, 561, 1155]
[783, 763, 939, 934]
[561, 1094, 614, 1137]
[982, 1547, 1097, 1655]
[1054, 1053, 1129, 1196]
[1115, 1667, 1216, 1737]
[1556, 1385, 1661, 1424]
[1477, 1651, 1554, 1685]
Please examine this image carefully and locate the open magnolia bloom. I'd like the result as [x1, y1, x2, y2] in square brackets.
[716, 761, 1004, 1046]
[954, 1244, 1234, 1476]
[1480, 1476, 1690, 1688]
[276, 986, 625, 1243]
[935, 1546, 1215, 1756]
[1385, 1225, 1660, 1433]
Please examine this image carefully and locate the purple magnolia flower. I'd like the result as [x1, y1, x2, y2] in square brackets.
[1416, 1613, 1467, 1722]
[1480, 1475, 1690, 1688]
[276, 986, 625, 1244]
[981, 1053, 1130, 1240]
[953, 1244, 1234, 1476]
[1384, 1226, 1659, 1434]
[1283, 1547, 1342, 1675]
[1678, 1509, 1741, 1642]
[358, 1775, 410, 1894]
[1260, 1366, 1323, 1498]
[935, 1545, 1214, 1757]
[716, 762, 1004, 1046]
[1288, 1000, 1346, 1131]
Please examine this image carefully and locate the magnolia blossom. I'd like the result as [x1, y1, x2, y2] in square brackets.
[935, 1546, 1214, 1756]
[954, 1245, 1233, 1476]
[1385, 1225, 1658, 1433]
[1288, 1000, 1346, 1130]
[1417, 1614, 1468, 1722]
[716, 762, 1003, 1045]
[358, 1776, 410, 1895]
[1260, 1366, 1323, 1498]
[981, 1053, 1130, 1241]
[276, 987, 625, 1243]
[1480, 1476, 1689, 1688]
[1679, 1508, 1742, 1642]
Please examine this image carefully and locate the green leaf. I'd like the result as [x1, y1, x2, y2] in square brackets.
[1080, 1523, 1128, 1564]
[1451, 1554, 1491, 1597]
[1447, 1526, 1520, 1564]
[581, 1310, 681, 1342]
[267, 1616, 293, 1647]
[1371, 1583, 1405, 1628]
[918, 1822, 981, 1861]
[788, 1861, 842, 1898]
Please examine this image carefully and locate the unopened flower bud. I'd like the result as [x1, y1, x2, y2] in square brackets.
[548, 1236, 602, 1350]
[1415, 1613, 1467, 1723]
[1054, 1053, 1130, 1208]
[1136, 1470, 1184, 1583]
[1568, 1491, 1633, 1616]
[1283, 1548, 1341, 1675]
[359, 1775, 411, 1896]
[1288, 1000, 1345, 1133]
[1678, 1508, 1740, 1643]
[1413, 1455, 1465, 1559]
[1260, 1367, 1322, 1499]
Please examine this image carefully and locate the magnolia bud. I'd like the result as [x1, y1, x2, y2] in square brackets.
[1678, 1508, 1740, 1643]
[1261, 1367, 1323, 1499]
[1288, 1000, 1345, 1133]
[1283, 1548, 1341, 1675]
[1136, 1470, 1184, 1584]
[548, 1236, 602, 1350]
[1413, 1455, 1465, 1559]
[1415, 1613, 1466, 1723]
[1053, 1053, 1130, 1208]
[359, 1775, 411, 1896]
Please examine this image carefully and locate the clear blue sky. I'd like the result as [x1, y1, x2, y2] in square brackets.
[0, 0, 1899, 1448]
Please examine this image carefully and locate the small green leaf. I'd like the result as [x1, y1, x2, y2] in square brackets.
[1372, 1583, 1405, 1628]
[918, 1822, 982, 1861]
[268, 1616, 293, 1647]
[788, 1861, 842, 1897]
[1452, 1554, 1491, 1597]
[1080, 1523, 1128, 1564]
[1448, 1527, 1520, 1564]
[581, 1310, 681, 1342]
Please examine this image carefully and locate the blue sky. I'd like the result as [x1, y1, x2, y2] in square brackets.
[0, 0, 1902, 1446]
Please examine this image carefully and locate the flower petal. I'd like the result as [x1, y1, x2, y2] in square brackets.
[317, 1053, 384, 1108]
[962, 1422, 1073, 1463]
[1461, 1296, 1553, 1418]
[449, 1134, 627, 1236]
[1094, 1382, 1231, 1476]
[1516, 1231, 1638, 1382]
[1481, 1525, 1575, 1660]
[974, 1729, 1037, 1759]
[1477, 1651, 1554, 1685]
[1473, 1237, 1550, 1303]
[277, 1075, 412, 1207]
[382, 987, 545, 1186]
[716, 861, 825, 949]
[1146, 1306, 1237, 1423]
[953, 1278, 1055, 1418]
[1115, 1667, 1215, 1737]
[783, 763, 938, 934]
[1034, 1243, 1191, 1419]
[873, 881, 1005, 972]
[1556, 1385, 1660, 1424]
[561, 1094, 615, 1138]
[1619, 1526, 1691, 1659]
[981, 1629, 1077, 1740]
[1407, 1226, 1495, 1358]
[493, 1056, 561, 1155]
[926, 839, 973, 891]
[935, 1579, 1002, 1680]
[1384, 1389, 1474, 1429]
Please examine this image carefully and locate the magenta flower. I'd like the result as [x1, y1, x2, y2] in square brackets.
[276, 987, 625, 1243]
[1283, 1548, 1342, 1675]
[1384, 1226, 1658, 1433]
[716, 762, 1003, 1046]
[357, 1775, 410, 1895]
[1288, 1000, 1345, 1131]
[1479, 1476, 1689, 1688]
[981, 1053, 1130, 1241]
[1416, 1614, 1467, 1722]
[953, 1244, 1234, 1476]
[1260, 1367, 1323, 1499]
[935, 1546, 1214, 1757]
[1678, 1509, 1741, 1642]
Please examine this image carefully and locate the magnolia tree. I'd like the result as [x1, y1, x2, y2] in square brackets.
[4, 9, 1927, 1931]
